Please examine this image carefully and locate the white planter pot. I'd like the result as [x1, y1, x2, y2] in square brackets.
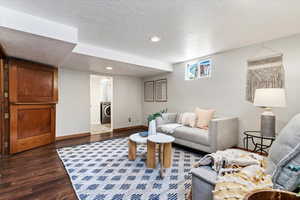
[148, 120, 156, 135]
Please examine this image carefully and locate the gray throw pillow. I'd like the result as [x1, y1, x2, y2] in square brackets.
[267, 113, 300, 191]
[161, 113, 177, 124]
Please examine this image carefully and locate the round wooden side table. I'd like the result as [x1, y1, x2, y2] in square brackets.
[147, 133, 175, 178]
[128, 133, 148, 161]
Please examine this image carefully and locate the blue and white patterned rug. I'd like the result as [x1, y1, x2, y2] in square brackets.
[57, 137, 203, 200]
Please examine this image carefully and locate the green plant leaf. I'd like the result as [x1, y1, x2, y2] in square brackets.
[147, 110, 164, 122]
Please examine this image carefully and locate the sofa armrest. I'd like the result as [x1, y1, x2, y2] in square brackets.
[155, 113, 178, 127]
[209, 117, 239, 152]
[191, 166, 217, 200]
[191, 166, 217, 185]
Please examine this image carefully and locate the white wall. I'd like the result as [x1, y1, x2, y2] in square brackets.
[90, 75, 112, 124]
[113, 76, 143, 129]
[56, 68, 143, 136]
[143, 34, 300, 146]
[56, 68, 91, 137]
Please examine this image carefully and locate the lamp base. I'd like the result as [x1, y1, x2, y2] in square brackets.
[261, 110, 275, 137]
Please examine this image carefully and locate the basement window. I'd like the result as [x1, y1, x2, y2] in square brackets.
[185, 59, 212, 80]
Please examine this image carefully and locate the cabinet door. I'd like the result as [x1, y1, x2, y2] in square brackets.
[0, 58, 4, 154]
[9, 59, 58, 103]
[0, 58, 3, 103]
[0, 103, 2, 154]
[10, 104, 55, 154]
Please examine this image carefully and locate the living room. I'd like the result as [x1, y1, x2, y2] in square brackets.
[0, 1, 300, 200]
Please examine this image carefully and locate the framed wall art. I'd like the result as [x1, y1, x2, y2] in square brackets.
[246, 54, 285, 102]
[144, 81, 154, 102]
[198, 59, 212, 78]
[155, 79, 167, 102]
[185, 58, 212, 80]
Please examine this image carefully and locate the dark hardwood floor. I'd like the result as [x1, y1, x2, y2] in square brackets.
[0, 129, 145, 200]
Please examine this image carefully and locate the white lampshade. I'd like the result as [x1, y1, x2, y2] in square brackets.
[254, 88, 286, 108]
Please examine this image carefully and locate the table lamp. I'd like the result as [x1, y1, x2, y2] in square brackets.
[253, 88, 286, 137]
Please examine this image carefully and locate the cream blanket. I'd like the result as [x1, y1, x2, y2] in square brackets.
[188, 149, 273, 200]
[157, 123, 182, 134]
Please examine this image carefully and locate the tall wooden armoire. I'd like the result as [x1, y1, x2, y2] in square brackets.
[7, 58, 58, 154]
[0, 48, 4, 155]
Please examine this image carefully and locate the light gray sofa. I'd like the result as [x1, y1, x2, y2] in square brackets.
[191, 113, 300, 200]
[155, 113, 239, 153]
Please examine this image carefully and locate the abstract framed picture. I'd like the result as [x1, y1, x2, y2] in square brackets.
[185, 62, 198, 80]
[144, 81, 154, 102]
[198, 59, 212, 78]
[185, 59, 212, 80]
[155, 79, 167, 102]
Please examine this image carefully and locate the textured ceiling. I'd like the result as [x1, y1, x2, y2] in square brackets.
[1, 0, 300, 63]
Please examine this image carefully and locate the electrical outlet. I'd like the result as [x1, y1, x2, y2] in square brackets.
[128, 117, 132, 123]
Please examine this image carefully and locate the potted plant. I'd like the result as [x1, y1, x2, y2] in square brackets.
[147, 109, 167, 135]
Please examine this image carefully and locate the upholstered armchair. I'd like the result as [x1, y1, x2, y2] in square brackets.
[191, 113, 300, 200]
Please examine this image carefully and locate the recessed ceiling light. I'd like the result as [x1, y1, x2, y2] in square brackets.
[106, 67, 113, 70]
[150, 36, 161, 42]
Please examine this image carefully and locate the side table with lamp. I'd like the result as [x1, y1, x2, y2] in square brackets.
[254, 88, 286, 138]
[244, 88, 286, 153]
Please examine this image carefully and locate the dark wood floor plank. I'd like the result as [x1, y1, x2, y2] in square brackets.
[0, 130, 139, 200]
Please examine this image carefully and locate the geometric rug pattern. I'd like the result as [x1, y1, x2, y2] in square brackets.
[57, 137, 203, 200]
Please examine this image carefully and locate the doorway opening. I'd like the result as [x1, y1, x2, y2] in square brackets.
[90, 74, 113, 134]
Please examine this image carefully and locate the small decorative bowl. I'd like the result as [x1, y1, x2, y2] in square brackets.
[139, 131, 148, 137]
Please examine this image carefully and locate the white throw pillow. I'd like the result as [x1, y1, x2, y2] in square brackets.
[181, 112, 197, 127]
[176, 113, 183, 124]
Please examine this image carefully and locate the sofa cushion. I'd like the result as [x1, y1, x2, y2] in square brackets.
[181, 112, 197, 127]
[161, 113, 177, 123]
[176, 113, 183, 124]
[173, 126, 210, 146]
[272, 144, 300, 191]
[268, 113, 300, 173]
[267, 113, 300, 191]
[195, 107, 215, 129]
[156, 113, 177, 126]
